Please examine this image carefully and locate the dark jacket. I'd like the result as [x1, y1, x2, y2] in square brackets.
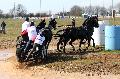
[1, 21, 6, 29]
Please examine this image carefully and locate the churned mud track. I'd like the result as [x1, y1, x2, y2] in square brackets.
[42, 50, 120, 75]
[0, 48, 120, 79]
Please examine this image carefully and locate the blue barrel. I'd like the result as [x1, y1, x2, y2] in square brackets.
[105, 26, 120, 50]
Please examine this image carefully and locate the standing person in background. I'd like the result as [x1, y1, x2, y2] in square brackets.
[71, 18, 75, 27]
[21, 17, 30, 42]
[1, 21, 6, 34]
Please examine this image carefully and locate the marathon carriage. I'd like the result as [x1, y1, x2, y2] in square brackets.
[16, 35, 47, 63]
[16, 18, 57, 63]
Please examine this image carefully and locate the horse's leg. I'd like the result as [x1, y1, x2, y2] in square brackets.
[87, 37, 92, 50]
[46, 37, 52, 49]
[63, 40, 68, 53]
[46, 41, 49, 49]
[79, 38, 84, 51]
[57, 37, 63, 52]
[88, 38, 91, 47]
[91, 37, 95, 47]
[69, 39, 76, 51]
[57, 40, 62, 52]
[46, 40, 50, 55]
[45, 40, 49, 49]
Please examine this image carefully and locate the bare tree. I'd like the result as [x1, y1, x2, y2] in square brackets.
[0, 9, 3, 18]
[94, 6, 101, 15]
[0, 9, 3, 14]
[16, 4, 27, 17]
[28, 13, 34, 17]
[35, 13, 40, 17]
[9, 9, 14, 17]
[70, 5, 83, 16]
[108, 6, 112, 16]
[116, 3, 120, 14]
[100, 7, 107, 17]
[83, 6, 101, 15]
[35, 13, 49, 17]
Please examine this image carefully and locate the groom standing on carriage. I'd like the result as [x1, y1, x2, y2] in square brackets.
[16, 17, 57, 62]
[21, 17, 30, 42]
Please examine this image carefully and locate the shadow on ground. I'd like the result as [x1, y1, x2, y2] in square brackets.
[25, 46, 104, 67]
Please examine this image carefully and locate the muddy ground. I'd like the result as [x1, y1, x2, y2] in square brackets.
[0, 39, 120, 79]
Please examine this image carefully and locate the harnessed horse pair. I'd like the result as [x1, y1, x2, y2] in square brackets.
[56, 16, 99, 53]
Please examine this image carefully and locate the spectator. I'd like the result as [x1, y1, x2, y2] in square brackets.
[1, 21, 6, 34]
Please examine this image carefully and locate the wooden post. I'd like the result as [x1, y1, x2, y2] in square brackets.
[112, 10, 116, 25]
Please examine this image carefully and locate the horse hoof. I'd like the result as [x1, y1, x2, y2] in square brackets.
[73, 49, 75, 51]
[93, 43, 95, 47]
[83, 49, 86, 52]
[79, 49, 82, 52]
[60, 46, 63, 49]
[86, 47, 88, 50]
[57, 50, 62, 52]
[92, 48, 95, 52]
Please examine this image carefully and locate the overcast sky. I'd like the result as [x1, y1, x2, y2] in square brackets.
[1, 0, 120, 13]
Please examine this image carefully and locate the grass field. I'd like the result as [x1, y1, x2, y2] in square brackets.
[0, 18, 84, 41]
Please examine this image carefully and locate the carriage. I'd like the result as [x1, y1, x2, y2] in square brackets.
[16, 18, 57, 63]
[16, 36, 47, 63]
[16, 16, 99, 63]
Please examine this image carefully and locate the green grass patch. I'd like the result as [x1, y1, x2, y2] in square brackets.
[98, 50, 120, 54]
[0, 17, 120, 41]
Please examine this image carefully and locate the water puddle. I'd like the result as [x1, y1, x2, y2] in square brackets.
[0, 50, 14, 61]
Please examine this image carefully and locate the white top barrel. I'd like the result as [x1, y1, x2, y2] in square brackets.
[92, 20, 109, 46]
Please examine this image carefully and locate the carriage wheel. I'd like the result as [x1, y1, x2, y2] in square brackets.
[16, 41, 26, 62]
[16, 48, 24, 63]
[43, 46, 48, 58]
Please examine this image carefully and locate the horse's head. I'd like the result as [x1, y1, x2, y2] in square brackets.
[48, 19, 57, 30]
[90, 16, 99, 28]
[82, 16, 99, 33]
